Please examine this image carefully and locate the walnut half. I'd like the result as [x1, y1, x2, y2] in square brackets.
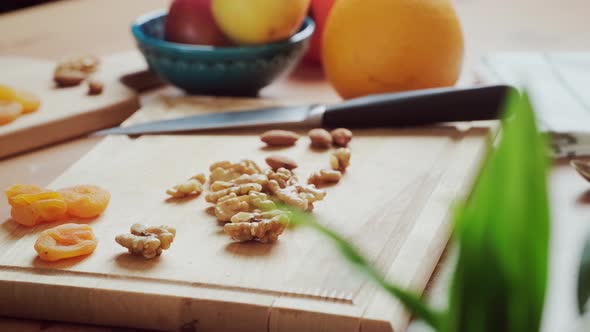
[268, 180, 326, 212]
[115, 224, 176, 259]
[308, 169, 342, 186]
[224, 210, 290, 243]
[209, 160, 262, 183]
[330, 148, 351, 172]
[166, 173, 206, 198]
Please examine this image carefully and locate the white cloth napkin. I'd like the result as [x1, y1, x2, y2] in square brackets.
[478, 52, 590, 157]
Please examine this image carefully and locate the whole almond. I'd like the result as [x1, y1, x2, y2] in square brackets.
[54, 69, 87, 87]
[87, 79, 104, 95]
[308, 128, 332, 148]
[265, 155, 298, 171]
[331, 128, 353, 147]
[260, 130, 299, 147]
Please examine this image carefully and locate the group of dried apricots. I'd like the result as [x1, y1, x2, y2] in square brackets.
[0, 84, 41, 125]
[5, 184, 110, 262]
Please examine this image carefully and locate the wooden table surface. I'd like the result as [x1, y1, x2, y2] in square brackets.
[1, 0, 590, 331]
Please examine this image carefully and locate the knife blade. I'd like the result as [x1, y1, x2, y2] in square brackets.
[95, 85, 514, 136]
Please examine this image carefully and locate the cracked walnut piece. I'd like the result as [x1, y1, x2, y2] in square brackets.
[131, 224, 176, 250]
[53, 56, 100, 88]
[115, 224, 176, 259]
[215, 191, 276, 222]
[224, 210, 290, 243]
[232, 173, 269, 188]
[268, 180, 326, 211]
[215, 193, 250, 222]
[265, 168, 298, 188]
[209, 174, 269, 194]
[330, 148, 351, 172]
[209, 160, 262, 183]
[205, 183, 263, 203]
[166, 173, 206, 198]
[56, 55, 100, 74]
[308, 169, 342, 185]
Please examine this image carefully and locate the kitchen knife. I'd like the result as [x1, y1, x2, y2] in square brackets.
[95, 85, 513, 136]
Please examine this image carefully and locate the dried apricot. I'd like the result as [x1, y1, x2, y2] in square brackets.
[0, 101, 22, 125]
[0, 83, 16, 101]
[58, 185, 110, 218]
[34, 223, 97, 262]
[10, 191, 68, 226]
[13, 90, 41, 114]
[5, 184, 46, 206]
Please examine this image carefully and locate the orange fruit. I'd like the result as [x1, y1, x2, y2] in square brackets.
[34, 223, 97, 262]
[0, 101, 22, 125]
[58, 185, 110, 218]
[322, 0, 464, 99]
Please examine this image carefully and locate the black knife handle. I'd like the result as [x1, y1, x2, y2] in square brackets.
[322, 85, 515, 128]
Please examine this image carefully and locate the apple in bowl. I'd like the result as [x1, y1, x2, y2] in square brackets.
[211, 0, 311, 45]
[164, 0, 229, 46]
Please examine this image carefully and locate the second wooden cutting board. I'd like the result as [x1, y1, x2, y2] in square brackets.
[0, 53, 143, 159]
[0, 123, 489, 331]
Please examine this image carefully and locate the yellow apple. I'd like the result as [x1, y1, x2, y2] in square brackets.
[211, 0, 311, 45]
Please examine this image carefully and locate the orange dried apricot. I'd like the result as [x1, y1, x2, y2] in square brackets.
[58, 185, 110, 218]
[5, 184, 46, 206]
[10, 191, 68, 226]
[13, 90, 41, 114]
[0, 83, 16, 101]
[0, 101, 22, 125]
[34, 223, 97, 262]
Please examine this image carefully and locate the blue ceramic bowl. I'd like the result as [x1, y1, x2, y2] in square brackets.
[132, 10, 315, 96]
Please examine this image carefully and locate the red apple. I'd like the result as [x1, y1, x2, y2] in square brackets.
[304, 0, 336, 65]
[165, 0, 229, 46]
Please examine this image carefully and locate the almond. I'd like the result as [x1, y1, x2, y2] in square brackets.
[265, 155, 298, 171]
[330, 128, 353, 147]
[87, 79, 104, 95]
[54, 69, 87, 87]
[308, 128, 332, 148]
[260, 130, 299, 147]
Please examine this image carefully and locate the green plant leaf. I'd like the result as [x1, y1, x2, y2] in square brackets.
[285, 89, 549, 332]
[446, 91, 550, 332]
[288, 209, 442, 330]
[578, 236, 590, 313]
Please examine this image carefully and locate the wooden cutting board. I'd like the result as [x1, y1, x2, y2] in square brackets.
[0, 93, 490, 331]
[0, 54, 142, 159]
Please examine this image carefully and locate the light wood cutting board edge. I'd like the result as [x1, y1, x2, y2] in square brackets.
[0, 97, 139, 159]
[0, 124, 492, 332]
